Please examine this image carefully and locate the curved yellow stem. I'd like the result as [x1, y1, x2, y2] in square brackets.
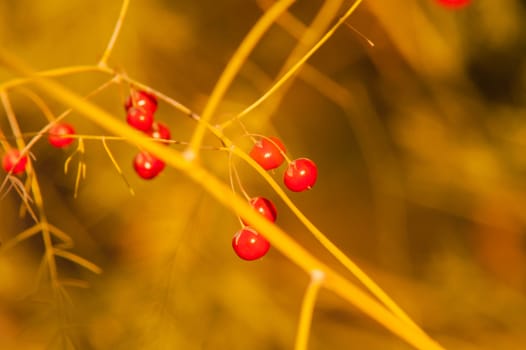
[220, 0, 363, 129]
[294, 270, 324, 350]
[187, 0, 296, 158]
[99, 0, 131, 67]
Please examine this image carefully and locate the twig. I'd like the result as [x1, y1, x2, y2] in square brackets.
[99, 0, 131, 67]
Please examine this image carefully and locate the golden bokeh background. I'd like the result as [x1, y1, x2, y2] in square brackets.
[1, 0, 526, 349]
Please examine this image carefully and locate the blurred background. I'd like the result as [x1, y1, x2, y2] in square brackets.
[1, 0, 526, 349]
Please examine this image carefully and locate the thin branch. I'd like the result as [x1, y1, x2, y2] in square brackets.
[294, 270, 324, 350]
[220, 0, 364, 129]
[187, 0, 297, 158]
[99, 0, 131, 67]
[47, 224, 74, 248]
[0, 65, 111, 91]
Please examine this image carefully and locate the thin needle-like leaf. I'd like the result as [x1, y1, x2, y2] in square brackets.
[0, 224, 42, 253]
[58, 278, 90, 289]
[53, 249, 102, 274]
[47, 224, 74, 247]
[102, 137, 135, 195]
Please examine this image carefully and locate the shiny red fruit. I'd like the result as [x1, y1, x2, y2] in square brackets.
[232, 227, 270, 261]
[48, 122, 76, 148]
[125, 90, 158, 114]
[2, 149, 28, 175]
[249, 136, 286, 170]
[133, 151, 165, 179]
[284, 158, 317, 192]
[149, 122, 171, 145]
[241, 197, 277, 226]
[436, 0, 470, 8]
[127, 107, 154, 131]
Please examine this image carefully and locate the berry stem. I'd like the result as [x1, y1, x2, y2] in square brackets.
[344, 22, 375, 47]
[238, 119, 257, 144]
[99, 0, 131, 67]
[227, 152, 240, 224]
[248, 133, 292, 163]
[228, 150, 251, 202]
[119, 75, 197, 120]
[186, 0, 296, 159]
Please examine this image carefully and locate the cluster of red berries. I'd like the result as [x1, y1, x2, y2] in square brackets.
[232, 196, 276, 260]
[2, 122, 77, 175]
[125, 89, 172, 180]
[2, 89, 171, 181]
[249, 137, 317, 192]
[232, 136, 318, 261]
[2, 102, 317, 264]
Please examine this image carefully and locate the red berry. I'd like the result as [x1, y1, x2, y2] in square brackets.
[48, 122, 76, 148]
[127, 107, 154, 131]
[149, 122, 171, 145]
[232, 227, 270, 261]
[125, 90, 158, 114]
[2, 149, 28, 175]
[436, 0, 470, 8]
[249, 136, 286, 170]
[283, 158, 317, 192]
[133, 151, 165, 179]
[241, 197, 277, 226]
